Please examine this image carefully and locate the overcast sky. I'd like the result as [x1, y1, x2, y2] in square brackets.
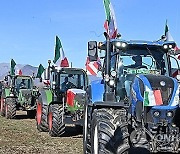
[0, 0, 179, 68]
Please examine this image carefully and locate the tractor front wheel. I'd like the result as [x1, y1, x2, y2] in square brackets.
[91, 108, 130, 154]
[36, 101, 48, 132]
[5, 98, 16, 119]
[48, 104, 65, 137]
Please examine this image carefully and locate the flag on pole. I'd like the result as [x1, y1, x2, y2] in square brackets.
[36, 64, 45, 78]
[53, 36, 69, 67]
[164, 20, 180, 51]
[103, 0, 118, 39]
[10, 59, 16, 75]
[165, 20, 174, 41]
[18, 69, 22, 75]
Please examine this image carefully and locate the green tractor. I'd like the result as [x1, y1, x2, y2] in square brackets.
[0, 75, 39, 119]
[36, 65, 88, 137]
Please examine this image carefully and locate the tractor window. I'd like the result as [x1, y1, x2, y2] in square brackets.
[170, 56, 180, 77]
[115, 49, 167, 100]
[16, 78, 32, 90]
[60, 73, 85, 92]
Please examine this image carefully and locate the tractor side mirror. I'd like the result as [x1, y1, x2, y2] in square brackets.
[4, 76, 8, 81]
[88, 41, 98, 62]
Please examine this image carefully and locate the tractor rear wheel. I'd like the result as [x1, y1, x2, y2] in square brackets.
[0, 96, 5, 116]
[36, 101, 48, 132]
[91, 108, 130, 154]
[48, 104, 65, 137]
[5, 98, 16, 119]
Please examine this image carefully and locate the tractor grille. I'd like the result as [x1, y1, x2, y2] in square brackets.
[144, 75, 174, 105]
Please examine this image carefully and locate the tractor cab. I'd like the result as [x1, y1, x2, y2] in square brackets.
[50, 67, 88, 104]
[15, 75, 33, 91]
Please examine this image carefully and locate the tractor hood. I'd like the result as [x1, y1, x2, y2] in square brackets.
[66, 88, 86, 112]
[132, 74, 179, 108]
[18, 89, 33, 107]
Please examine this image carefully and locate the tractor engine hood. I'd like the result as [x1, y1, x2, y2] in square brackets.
[19, 89, 32, 106]
[132, 74, 179, 107]
[66, 89, 86, 112]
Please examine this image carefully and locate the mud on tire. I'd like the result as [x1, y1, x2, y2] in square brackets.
[5, 98, 16, 119]
[48, 104, 65, 137]
[36, 101, 48, 132]
[91, 108, 130, 154]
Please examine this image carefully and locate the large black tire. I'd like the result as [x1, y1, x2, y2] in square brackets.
[48, 104, 65, 137]
[83, 105, 91, 154]
[36, 101, 48, 132]
[5, 98, 16, 119]
[91, 108, 130, 154]
[0, 96, 5, 116]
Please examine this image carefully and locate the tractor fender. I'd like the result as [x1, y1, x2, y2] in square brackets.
[38, 89, 52, 106]
[2, 88, 10, 98]
[90, 101, 129, 109]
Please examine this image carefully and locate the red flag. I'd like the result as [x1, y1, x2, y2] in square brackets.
[60, 48, 69, 67]
[19, 69, 22, 75]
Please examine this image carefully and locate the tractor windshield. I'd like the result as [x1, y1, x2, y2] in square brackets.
[113, 46, 170, 100]
[115, 47, 169, 76]
[15, 77, 33, 90]
[57, 70, 86, 93]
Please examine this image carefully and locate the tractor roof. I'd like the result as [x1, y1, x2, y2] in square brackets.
[15, 75, 32, 79]
[53, 67, 86, 74]
[100, 39, 176, 51]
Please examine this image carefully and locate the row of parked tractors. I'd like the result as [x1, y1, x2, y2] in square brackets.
[0, 34, 180, 153]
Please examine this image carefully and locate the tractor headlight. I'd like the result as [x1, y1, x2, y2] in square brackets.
[109, 80, 115, 86]
[116, 42, 121, 47]
[153, 111, 160, 117]
[114, 41, 127, 48]
[111, 70, 117, 77]
[122, 42, 127, 48]
[10, 93, 14, 97]
[166, 111, 174, 117]
[163, 44, 168, 49]
[169, 44, 173, 49]
[104, 74, 110, 82]
[52, 81, 56, 89]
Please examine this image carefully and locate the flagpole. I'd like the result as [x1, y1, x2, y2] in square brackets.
[71, 62, 72, 68]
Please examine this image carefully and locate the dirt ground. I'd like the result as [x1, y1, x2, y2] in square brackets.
[0, 111, 83, 154]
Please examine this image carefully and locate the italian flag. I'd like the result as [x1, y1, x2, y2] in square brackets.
[10, 59, 16, 75]
[53, 36, 69, 67]
[36, 64, 45, 78]
[103, 0, 118, 39]
[144, 86, 163, 106]
[165, 20, 180, 51]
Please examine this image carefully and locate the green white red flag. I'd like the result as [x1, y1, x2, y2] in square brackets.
[165, 20, 179, 52]
[53, 36, 69, 67]
[103, 0, 118, 39]
[10, 59, 16, 75]
[36, 64, 45, 78]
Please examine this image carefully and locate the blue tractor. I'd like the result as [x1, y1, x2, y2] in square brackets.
[83, 34, 180, 153]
